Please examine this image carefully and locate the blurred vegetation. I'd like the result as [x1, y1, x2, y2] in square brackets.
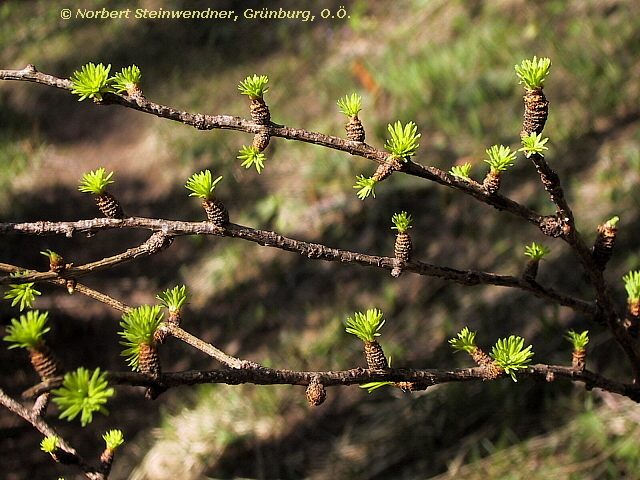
[2, 0, 640, 479]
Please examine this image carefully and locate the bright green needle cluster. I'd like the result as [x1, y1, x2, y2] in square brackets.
[485, 145, 517, 172]
[515, 56, 552, 90]
[490, 335, 534, 381]
[78, 167, 115, 195]
[70, 63, 144, 100]
[119, 305, 164, 371]
[103, 429, 125, 450]
[3, 310, 50, 349]
[385, 121, 420, 160]
[41, 249, 63, 263]
[449, 327, 478, 354]
[450, 163, 473, 179]
[623, 271, 640, 303]
[519, 132, 549, 158]
[606, 216, 620, 228]
[4, 272, 41, 311]
[345, 308, 385, 343]
[353, 175, 377, 200]
[52, 367, 114, 426]
[391, 212, 413, 233]
[70, 63, 113, 101]
[337, 93, 362, 118]
[185, 170, 223, 200]
[238, 145, 267, 173]
[524, 242, 551, 260]
[238, 74, 269, 99]
[110, 65, 142, 94]
[565, 330, 589, 351]
[40, 435, 59, 453]
[157, 285, 189, 313]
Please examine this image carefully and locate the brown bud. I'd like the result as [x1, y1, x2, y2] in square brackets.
[202, 197, 229, 226]
[625, 302, 640, 339]
[48, 254, 66, 273]
[32, 392, 51, 417]
[65, 279, 77, 294]
[483, 170, 501, 195]
[100, 448, 116, 475]
[96, 191, 125, 219]
[522, 258, 539, 282]
[345, 117, 365, 142]
[138, 343, 161, 378]
[250, 99, 271, 125]
[252, 132, 270, 151]
[391, 231, 412, 278]
[29, 343, 64, 380]
[520, 87, 549, 138]
[471, 347, 503, 380]
[142, 231, 174, 253]
[364, 340, 388, 370]
[305, 376, 327, 406]
[592, 222, 617, 270]
[572, 350, 586, 372]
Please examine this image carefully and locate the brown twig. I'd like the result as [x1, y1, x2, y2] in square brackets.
[21, 364, 640, 404]
[0, 387, 105, 479]
[162, 323, 257, 369]
[0, 65, 548, 229]
[0, 218, 597, 317]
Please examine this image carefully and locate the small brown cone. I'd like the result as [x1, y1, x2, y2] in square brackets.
[126, 84, 144, 99]
[592, 222, 617, 270]
[250, 99, 271, 125]
[305, 376, 327, 406]
[154, 310, 180, 344]
[29, 343, 64, 380]
[483, 170, 501, 195]
[521, 87, 549, 137]
[65, 278, 77, 294]
[345, 117, 365, 142]
[373, 157, 404, 183]
[394, 382, 417, 392]
[48, 254, 66, 273]
[625, 302, 640, 339]
[32, 392, 51, 417]
[252, 132, 270, 151]
[471, 347, 503, 380]
[100, 448, 116, 475]
[138, 343, 160, 378]
[202, 197, 229, 226]
[572, 350, 586, 372]
[142, 231, 174, 254]
[373, 162, 394, 183]
[139, 342, 164, 399]
[96, 191, 125, 219]
[391, 231, 412, 278]
[522, 258, 540, 282]
[364, 340, 388, 370]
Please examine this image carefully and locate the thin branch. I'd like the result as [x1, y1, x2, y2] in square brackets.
[0, 65, 548, 230]
[0, 388, 104, 479]
[0, 218, 597, 317]
[47, 278, 132, 313]
[22, 363, 640, 404]
[163, 323, 257, 369]
[1, 64, 636, 393]
[0, 230, 173, 285]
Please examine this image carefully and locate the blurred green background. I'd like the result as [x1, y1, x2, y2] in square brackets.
[2, 0, 640, 479]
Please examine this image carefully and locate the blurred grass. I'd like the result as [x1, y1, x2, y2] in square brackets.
[2, 0, 640, 479]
